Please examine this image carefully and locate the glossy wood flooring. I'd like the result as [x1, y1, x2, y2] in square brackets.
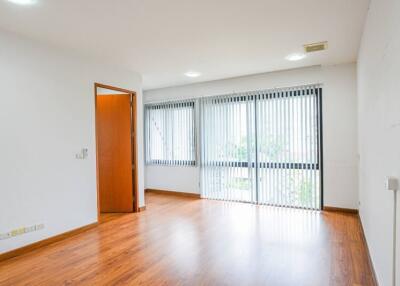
[0, 193, 375, 286]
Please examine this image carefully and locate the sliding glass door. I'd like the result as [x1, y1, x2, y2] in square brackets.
[255, 87, 322, 209]
[200, 94, 256, 203]
[200, 84, 322, 210]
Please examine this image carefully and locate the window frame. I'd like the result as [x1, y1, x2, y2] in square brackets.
[144, 100, 196, 166]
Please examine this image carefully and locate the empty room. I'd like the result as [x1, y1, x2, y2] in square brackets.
[0, 0, 399, 285]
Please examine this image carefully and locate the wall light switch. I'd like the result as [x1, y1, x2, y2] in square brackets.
[82, 148, 88, 159]
[75, 148, 88, 160]
[386, 177, 398, 191]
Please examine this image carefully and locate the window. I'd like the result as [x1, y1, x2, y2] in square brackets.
[200, 84, 322, 210]
[145, 100, 196, 166]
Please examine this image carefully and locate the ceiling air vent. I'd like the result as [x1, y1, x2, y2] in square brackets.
[304, 41, 328, 53]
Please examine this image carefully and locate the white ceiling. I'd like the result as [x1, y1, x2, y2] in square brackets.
[0, 0, 369, 90]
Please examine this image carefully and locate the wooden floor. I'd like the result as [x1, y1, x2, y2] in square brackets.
[0, 193, 375, 286]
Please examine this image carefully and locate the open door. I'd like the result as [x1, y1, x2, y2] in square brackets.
[96, 93, 134, 213]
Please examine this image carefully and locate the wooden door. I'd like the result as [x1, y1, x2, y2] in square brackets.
[97, 94, 134, 212]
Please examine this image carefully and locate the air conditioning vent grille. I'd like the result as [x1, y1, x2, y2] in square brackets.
[304, 41, 328, 53]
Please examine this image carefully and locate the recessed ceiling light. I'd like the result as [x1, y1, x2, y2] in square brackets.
[285, 53, 307, 61]
[184, 71, 201, 78]
[6, 0, 37, 5]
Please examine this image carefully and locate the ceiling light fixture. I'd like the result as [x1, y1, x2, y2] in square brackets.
[184, 71, 201, 78]
[6, 0, 37, 5]
[285, 53, 306, 61]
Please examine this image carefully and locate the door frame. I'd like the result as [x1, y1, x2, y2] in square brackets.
[94, 83, 139, 220]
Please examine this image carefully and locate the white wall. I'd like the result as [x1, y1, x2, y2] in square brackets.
[0, 29, 145, 254]
[358, 0, 400, 285]
[144, 63, 359, 209]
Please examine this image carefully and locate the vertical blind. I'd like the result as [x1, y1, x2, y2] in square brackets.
[200, 94, 257, 203]
[145, 100, 196, 166]
[200, 84, 322, 210]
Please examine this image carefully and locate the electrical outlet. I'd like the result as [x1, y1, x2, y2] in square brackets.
[36, 224, 44, 230]
[386, 177, 399, 191]
[0, 224, 45, 240]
